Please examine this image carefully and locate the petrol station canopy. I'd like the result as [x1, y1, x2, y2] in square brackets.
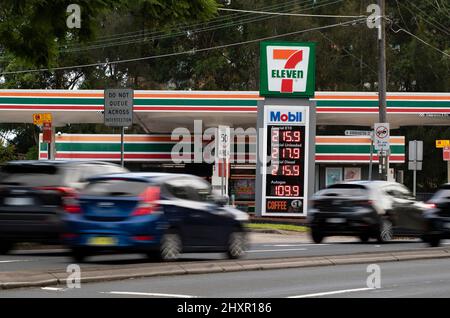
[0, 90, 449, 131]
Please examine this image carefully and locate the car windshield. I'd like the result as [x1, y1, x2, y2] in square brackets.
[81, 179, 150, 197]
[0, 164, 64, 187]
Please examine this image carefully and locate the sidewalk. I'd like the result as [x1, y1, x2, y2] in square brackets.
[249, 231, 359, 244]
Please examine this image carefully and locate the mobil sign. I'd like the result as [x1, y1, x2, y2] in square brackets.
[260, 41, 316, 98]
[268, 110, 303, 124]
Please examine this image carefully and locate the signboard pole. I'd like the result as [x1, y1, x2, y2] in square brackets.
[448, 161, 450, 184]
[413, 140, 417, 197]
[120, 127, 125, 167]
[369, 136, 373, 180]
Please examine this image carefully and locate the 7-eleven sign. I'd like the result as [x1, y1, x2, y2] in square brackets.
[260, 41, 315, 97]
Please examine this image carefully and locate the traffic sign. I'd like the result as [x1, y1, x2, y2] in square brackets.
[104, 88, 133, 127]
[436, 140, 450, 148]
[33, 113, 52, 125]
[344, 130, 373, 137]
[408, 140, 423, 162]
[374, 123, 390, 152]
[444, 147, 450, 161]
[217, 125, 231, 159]
[42, 122, 52, 143]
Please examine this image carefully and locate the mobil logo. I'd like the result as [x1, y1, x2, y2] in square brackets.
[270, 111, 302, 123]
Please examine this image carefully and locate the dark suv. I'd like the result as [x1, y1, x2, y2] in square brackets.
[0, 160, 127, 253]
[308, 181, 428, 243]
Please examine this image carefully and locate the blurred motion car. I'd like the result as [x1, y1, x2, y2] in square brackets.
[308, 181, 428, 244]
[63, 173, 249, 262]
[0, 160, 127, 254]
[423, 184, 450, 247]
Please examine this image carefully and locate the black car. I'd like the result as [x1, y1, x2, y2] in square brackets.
[308, 181, 427, 243]
[63, 173, 249, 262]
[423, 184, 450, 247]
[0, 160, 127, 254]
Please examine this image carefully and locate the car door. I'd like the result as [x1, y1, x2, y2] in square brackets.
[186, 177, 232, 248]
[388, 185, 425, 234]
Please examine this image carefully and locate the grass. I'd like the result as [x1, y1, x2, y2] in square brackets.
[246, 223, 309, 233]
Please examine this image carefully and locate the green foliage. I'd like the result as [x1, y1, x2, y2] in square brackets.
[0, 144, 16, 163]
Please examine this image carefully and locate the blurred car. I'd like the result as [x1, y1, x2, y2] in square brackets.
[308, 181, 427, 243]
[423, 184, 450, 247]
[0, 160, 127, 254]
[63, 173, 249, 262]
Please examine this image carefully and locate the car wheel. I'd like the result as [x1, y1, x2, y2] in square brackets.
[429, 236, 441, 247]
[377, 218, 393, 243]
[71, 248, 88, 263]
[311, 230, 324, 244]
[159, 231, 182, 261]
[0, 241, 13, 255]
[227, 231, 247, 259]
[359, 234, 370, 243]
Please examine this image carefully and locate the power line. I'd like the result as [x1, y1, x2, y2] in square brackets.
[398, 1, 449, 36]
[60, 0, 344, 53]
[0, 18, 366, 76]
[61, 0, 321, 50]
[217, 7, 365, 18]
[391, 23, 450, 58]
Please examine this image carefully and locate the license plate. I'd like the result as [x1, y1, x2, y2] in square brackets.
[327, 218, 346, 224]
[4, 197, 34, 206]
[88, 236, 117, 246]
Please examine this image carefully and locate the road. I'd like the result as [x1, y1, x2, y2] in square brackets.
[2, 258, 450, 297]
[0, 236, 446, 273]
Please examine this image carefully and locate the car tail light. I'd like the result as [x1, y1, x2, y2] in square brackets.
[132, 186, 160, 216]
[133, 235, 154, 241]
[424, 203, 436, 209]
[355, 200, 373, 207]
[37, 187, 81, 214]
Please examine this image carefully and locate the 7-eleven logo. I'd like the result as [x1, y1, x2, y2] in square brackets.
[266, 46, 310, 94]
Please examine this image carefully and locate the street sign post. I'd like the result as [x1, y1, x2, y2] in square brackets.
[217, 125, 231, 197]
[374, 123, 390, 180]
[408, 140, 423, 197]
[104, 88, 134, 167]
[374, 123, 390, 152]
[33, 113, 53, 160]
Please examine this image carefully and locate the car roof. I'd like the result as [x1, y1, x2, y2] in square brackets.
[87, 172, 199, 183]
[5, 160, 122, 166]
[328, 180, 402, 189]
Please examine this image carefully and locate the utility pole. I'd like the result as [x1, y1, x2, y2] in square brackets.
[377, 0, 388, 181]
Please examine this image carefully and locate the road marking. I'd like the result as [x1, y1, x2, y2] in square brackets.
[287, 287, 375, 298]
[100, 291, 197, 298]
[0, 260, 29, 263]
[41, 287, 65, 292]
[246, 248, 307, 253]
[263, 244, 329, 247]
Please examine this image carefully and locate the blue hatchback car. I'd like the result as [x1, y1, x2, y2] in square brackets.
[63, 173, 249, 262]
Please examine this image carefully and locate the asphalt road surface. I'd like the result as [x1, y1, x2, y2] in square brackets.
[0, 236, 447, 273]
[2, 258, 450, 298]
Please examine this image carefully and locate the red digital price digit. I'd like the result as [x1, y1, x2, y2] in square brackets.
[271, 129, 279, 143]
[271, 147, 279, 159]
[281, 165, 300, 176]
[271, 165, 279, 176]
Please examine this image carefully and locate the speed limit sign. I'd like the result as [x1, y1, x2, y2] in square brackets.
[217, 125, 231, 159]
